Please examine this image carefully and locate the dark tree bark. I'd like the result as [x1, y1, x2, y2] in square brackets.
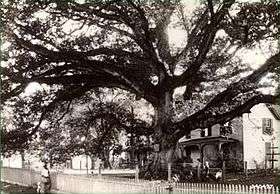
[90, 155, 95, 170]
[102, 149, 112, 169]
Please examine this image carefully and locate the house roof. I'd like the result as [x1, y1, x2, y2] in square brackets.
[179, 136, 238, 147]
[266, 104, 280, 120]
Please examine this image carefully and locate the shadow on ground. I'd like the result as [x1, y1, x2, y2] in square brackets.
[1, 182, 50, 194]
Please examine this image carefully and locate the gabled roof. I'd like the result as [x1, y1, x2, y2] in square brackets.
[266, 104, 280, 120]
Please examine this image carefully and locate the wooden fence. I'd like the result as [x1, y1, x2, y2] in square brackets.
[1, 167, 279, 194]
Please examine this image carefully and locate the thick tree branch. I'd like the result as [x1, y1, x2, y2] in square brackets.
[204, 52, 280, 109]
[14, 34, 148, 63]
[171, 0, 236, 89]
[171, 51, 280, 140]
[173, 93, 279, 140]
[13, 34, 158, 103]
[1, 84, 27, 103]
[207, 0, 215, 18]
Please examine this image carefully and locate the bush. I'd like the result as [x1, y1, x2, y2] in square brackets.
[225, 158, 243, 173]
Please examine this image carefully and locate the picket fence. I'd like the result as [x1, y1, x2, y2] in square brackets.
[1, 167, 279, 194]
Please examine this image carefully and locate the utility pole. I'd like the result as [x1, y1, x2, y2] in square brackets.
[267, 145, 279, 169]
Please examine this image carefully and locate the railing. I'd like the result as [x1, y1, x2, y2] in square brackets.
[1, 167, 279, 194]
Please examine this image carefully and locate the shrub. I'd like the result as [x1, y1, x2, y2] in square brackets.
[225, 158, 243, 173]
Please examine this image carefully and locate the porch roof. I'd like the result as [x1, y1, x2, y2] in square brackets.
[179, 136, 238, 147]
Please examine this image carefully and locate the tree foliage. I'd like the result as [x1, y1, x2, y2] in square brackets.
[9, 89, 152, 166]
[1, 0, 279, 164]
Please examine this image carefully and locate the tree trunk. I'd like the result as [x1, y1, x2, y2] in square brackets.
[90, 155, 95, 170]
[102, 149, 112, 169]
[141, 146, 178, 180]
[20, 150, 25, 168]
[140, 90, 180, 180]
[49, 154, 54, 168]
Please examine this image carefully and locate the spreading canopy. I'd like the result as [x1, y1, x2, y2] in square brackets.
[1, 0, 280, 147]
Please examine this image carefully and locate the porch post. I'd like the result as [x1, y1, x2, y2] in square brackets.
[222, 161, 226, 182]
[168, 163, 172, 182]
[197, 144, 204, 180]
[200, 144, 205, 166]
[218, 143, 222, 153]
[218, 142, 226, 182]
[218, 142, 224, 165]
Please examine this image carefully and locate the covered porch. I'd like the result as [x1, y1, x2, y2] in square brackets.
[179, 136, 240, 169]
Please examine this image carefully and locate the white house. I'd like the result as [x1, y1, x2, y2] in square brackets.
[179, 103, 280, 170]
[243, 103, 280, 169]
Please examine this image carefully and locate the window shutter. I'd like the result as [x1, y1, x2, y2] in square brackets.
[270, 119, 273, 135]
[208, 127, 212, 137]
[262, 118, 266, 134]
[263, 118, 273, 135]
[186, 131, 191, 139]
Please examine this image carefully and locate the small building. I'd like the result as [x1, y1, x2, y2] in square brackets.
[178, 103, 280, 170]
[1, 151, 44, 171]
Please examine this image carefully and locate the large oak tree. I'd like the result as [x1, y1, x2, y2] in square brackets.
[1, 0, 280, 176]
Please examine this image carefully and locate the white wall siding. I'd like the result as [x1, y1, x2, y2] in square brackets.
[71, 155, 92, 170]
[273, 111, 280, 168]
[242, 104, 280, 169]
[2, 154, 23, 168]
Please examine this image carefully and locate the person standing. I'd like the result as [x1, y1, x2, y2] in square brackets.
[41, 163, 51, 193]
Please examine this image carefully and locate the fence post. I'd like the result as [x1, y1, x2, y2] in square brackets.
[29, 168, 34, 186]
[135, 164, 139, 182]
[168, 163, 172, 181]
[222, 161, 226, 182]
[98, 166, 102, 177]
[244, 161, 248, 177]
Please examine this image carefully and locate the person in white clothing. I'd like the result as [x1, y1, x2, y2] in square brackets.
[215, 170, 222, 182]
[204, 161, 210, 178]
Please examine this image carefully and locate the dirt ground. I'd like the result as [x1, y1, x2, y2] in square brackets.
[0, 182, 37, 194]
[224, 172, 280, 186]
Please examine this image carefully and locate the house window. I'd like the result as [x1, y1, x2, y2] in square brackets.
[201, 128, 212, 137]
[201, 129, 206, 137]
[186, 131, 191, 139]
[262, 118, 273, 135]
[184, 148, 193, 163]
